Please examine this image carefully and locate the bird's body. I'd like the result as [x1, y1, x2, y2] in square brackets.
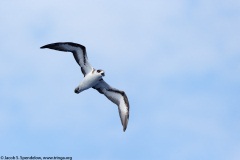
[40, 42, 129, 131]
[74, 68, 104, 94]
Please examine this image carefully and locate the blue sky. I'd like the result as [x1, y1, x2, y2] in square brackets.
[0, 0, 240, 159]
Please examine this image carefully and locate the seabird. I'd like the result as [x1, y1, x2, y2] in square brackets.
[40, 42, 129, 132]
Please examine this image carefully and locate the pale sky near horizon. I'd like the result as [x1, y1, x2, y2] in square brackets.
[0, 1, 240, 159]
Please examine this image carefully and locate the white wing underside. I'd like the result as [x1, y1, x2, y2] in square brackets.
[93, 80, 129, 132]
[40, 42, 92, 76]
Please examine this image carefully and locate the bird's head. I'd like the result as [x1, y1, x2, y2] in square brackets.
[96, 69, 105, 77]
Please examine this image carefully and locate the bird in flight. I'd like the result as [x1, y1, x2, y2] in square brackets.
[40, 42, 129, 131]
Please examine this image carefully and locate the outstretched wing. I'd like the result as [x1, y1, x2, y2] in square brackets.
[40, 42, 93, 76]
[93, 80, 130, 132]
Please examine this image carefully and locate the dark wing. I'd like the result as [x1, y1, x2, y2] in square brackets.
[93, 80, 130, 132]
[40, 42, 93, 76]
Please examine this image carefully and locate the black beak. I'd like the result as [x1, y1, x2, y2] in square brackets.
[101, 73, 105, 76]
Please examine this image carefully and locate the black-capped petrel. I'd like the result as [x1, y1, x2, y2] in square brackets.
[40, 42, 129, 132]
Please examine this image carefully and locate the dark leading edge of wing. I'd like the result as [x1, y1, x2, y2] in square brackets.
[40, 42, 92, 76]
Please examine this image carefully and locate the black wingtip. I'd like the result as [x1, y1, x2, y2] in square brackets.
[40, 45, 48, 49]
[123, 126, 127, 132]
[40, 42, 86, 51]
[39, 43, 66, 52]
[40, 43, 62, 49]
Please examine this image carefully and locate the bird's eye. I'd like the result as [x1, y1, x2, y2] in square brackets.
[97, 70, 101, 73]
